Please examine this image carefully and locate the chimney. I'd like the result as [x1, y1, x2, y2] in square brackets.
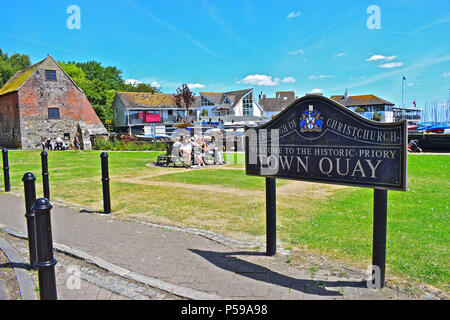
[259, 93, 266, 104]
[344, 89, 349, 99]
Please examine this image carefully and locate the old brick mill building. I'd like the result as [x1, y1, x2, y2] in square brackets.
[0, 55, 107, 150]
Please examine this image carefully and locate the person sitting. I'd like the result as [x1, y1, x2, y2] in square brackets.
[171, 137, 183, 163]
[180, 139, 192, 166]
[193, 137, 206, 167]
[408, 140, 422, 153]
[172, 137, 182, 149]
[44, 138, 53, 151]
[55, 137, 64, 150]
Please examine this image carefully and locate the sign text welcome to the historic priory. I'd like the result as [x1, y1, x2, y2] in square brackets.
[245, 95, 407, 191]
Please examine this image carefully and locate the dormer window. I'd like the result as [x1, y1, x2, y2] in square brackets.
[45, 70, 57, 81]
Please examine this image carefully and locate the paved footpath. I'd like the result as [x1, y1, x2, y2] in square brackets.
[0, 192, 413, 300]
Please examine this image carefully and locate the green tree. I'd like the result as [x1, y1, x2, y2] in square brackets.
[0, 49, 31, 87]
[75, 61, 123, 90]
[373, 112, 382, 122]
[119, 82, 159, 93]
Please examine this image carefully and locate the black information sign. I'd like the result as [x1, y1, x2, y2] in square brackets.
[245, 95, 407, 191]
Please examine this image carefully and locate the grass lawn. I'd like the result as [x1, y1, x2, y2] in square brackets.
[151, 168, 287, 191]
[0, 150, 448, 290]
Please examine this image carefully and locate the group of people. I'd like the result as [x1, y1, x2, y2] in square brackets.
[42, 137, 68, 151]
[41, 133, 82, 153]
[172, 135, 224, 167]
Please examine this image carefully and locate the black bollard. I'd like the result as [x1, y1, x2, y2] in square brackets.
[32, 198, 57, 300]
[41, 151, 50, 201]
[100, 152, 111, 214]
[371, 189, 388, 289]
[22, 173, 38, 269]
[2, 148, 10, 192]
[266, 177, 277, 256]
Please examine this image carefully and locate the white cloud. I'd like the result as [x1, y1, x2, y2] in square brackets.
[333, 54, 450, 92]
[238, 74, 280, 86]
[289, 49, 304, 55]
[309, 75, 333, 79]
[333, 52, 347, 58]
[385, 55, 397, 61]
[310, 89, 323, 93]
[367, 54, 397, 61]
[150, 81, 161, 88]
[443, 72, 450, 77]
[287, 11, 301, 19]
[282, 76, 296, 83]
[378, 62, 403, 69]
[366, 54, 387, 61]
[366, 54, 386, 61]
[187, 83, 205, 89]
[407, 83, 414, 87]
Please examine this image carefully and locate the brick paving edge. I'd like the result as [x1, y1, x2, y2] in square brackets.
[0, 236, 37, 300]
[0, 223, 222, 301]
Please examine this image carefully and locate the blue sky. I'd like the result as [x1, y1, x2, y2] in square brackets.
[1, 0, 449, 108]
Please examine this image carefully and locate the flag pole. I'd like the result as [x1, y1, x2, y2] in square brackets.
[402, 76, 404, 108]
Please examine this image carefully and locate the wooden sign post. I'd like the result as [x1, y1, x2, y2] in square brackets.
[245, 94, 407, 289]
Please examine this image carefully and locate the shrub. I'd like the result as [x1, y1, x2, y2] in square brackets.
[372, 112, 382, 122]
[93, 137, 166, 151]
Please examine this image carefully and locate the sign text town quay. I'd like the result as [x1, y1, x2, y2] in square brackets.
[245, 94, 407, 289]
[245, 95, 407, 190]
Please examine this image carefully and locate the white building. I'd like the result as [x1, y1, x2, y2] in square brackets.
[331, 92, 397, 122]
[199, 88, 263, 118]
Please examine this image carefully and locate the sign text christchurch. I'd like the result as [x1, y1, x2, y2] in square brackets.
[246, 96, 407, 190]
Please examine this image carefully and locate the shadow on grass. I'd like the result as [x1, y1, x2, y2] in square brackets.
[189, 249, 366, 297]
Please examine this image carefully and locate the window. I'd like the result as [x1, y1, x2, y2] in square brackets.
[242, 92, 253, 116]
[200, 96, 214, 106]
[45, 70, 57, 81]
[48, 108, 60, 119]
[64, 133, 70, 140]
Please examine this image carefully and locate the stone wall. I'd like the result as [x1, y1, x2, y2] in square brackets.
[19, 118, 80, 150]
